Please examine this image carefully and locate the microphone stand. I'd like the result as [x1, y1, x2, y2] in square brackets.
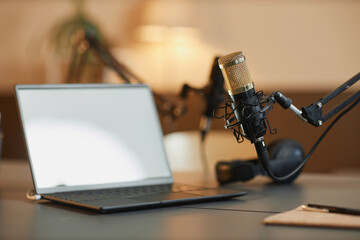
[220, 72, 360, 182]
[179, 57, 225, 176]
[180, 83, 211, 175]
[268, 72, 360, 127]
[66, 29, 186, 122]
[301, 73, 360, 126]
[259, 72, 360, 182]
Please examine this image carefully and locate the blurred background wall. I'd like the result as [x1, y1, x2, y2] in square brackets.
[0, 0, 359, 173]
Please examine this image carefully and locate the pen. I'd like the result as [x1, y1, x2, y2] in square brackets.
[301, 204, 360, 216]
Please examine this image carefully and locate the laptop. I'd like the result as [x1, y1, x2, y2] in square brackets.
[15, 84, 246, 212]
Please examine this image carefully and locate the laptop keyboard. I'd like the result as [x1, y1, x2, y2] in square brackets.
[46, 184, 206, 203]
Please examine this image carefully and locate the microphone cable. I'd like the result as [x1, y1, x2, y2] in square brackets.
[257, 95, 360, 182]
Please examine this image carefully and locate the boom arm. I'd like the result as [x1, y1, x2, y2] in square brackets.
[271, 72, 360, 126]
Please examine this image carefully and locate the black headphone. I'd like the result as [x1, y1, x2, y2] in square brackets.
[215, 139, 305, 184]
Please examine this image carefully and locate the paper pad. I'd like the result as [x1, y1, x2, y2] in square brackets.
[264, 206, 360, 229]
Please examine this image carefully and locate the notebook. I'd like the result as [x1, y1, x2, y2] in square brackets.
[15, 84, 246, 212]
[264, 206, 360, 229]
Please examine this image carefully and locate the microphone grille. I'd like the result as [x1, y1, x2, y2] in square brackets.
[218, 51, 253, 95]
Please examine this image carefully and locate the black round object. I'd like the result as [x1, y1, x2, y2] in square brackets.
[267, 139, 305, 183]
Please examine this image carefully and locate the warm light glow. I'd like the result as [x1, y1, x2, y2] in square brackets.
[136, 25, 167, 43]
[136, 25, 201, 44]
[118, 1, 215, 93]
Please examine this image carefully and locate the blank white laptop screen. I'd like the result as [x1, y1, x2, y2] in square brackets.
[16, 84, 172, 191]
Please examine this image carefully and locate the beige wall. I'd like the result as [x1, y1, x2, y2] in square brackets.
[0, 0, 359, 94]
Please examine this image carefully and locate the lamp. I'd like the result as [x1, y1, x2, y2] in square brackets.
[136, 0, 200, 44]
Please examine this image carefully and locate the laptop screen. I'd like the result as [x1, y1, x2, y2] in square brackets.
[16, 84, 172, 193]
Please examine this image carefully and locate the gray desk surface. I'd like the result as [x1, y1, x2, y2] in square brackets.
[1, 160, 360, 240]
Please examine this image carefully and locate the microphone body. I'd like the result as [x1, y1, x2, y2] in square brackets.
[230, 89, 267, 143]
[200, 57, 225, 140]
[218, 52, 266, 143]
[217, 51, 304, 184]
[203, 57, 225, 118]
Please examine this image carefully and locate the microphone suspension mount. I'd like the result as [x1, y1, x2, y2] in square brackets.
[215, 90, 278, 143]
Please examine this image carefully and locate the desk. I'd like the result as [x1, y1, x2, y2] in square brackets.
[1, 160, 359, 240]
